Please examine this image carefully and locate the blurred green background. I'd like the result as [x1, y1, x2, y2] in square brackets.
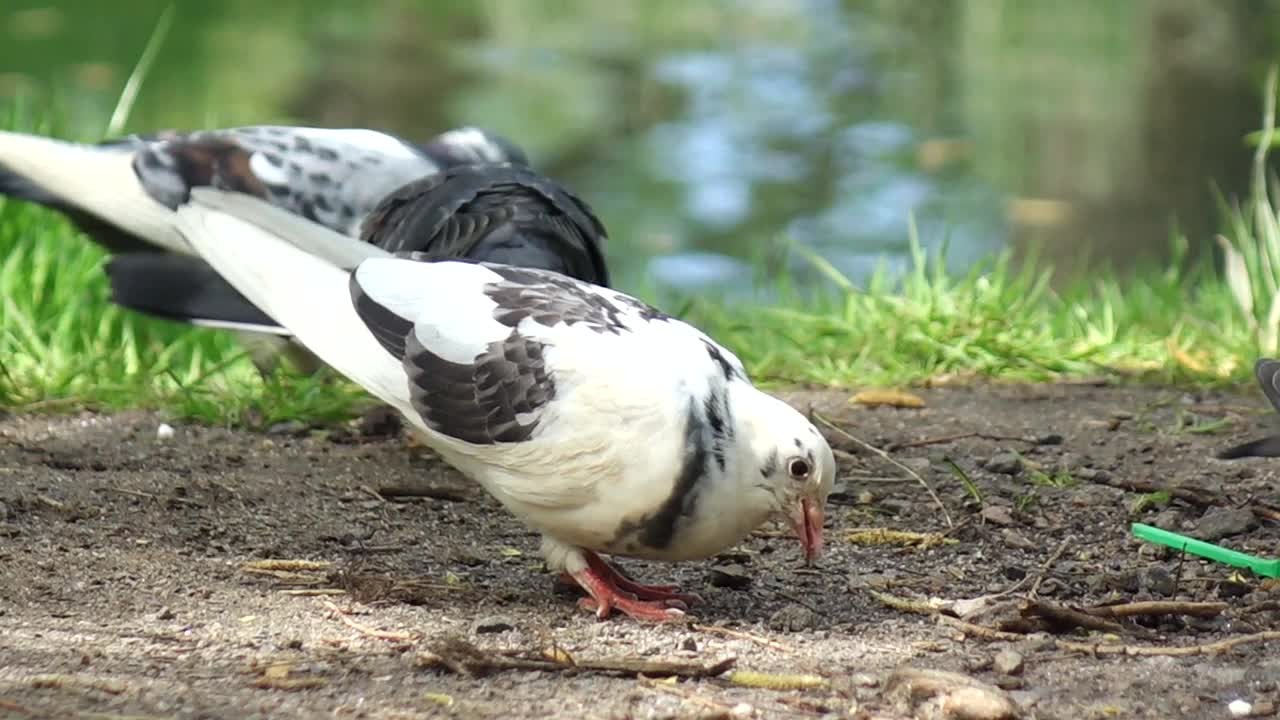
[2, 0, 1277, 296]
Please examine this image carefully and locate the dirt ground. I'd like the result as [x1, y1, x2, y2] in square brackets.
[1, 383, 1279, 720]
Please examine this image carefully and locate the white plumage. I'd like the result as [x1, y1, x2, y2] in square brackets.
[172, 187, 836, 621]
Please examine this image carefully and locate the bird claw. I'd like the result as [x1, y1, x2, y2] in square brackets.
[577, 596, 686, 623]
[568, 551, 697, 622]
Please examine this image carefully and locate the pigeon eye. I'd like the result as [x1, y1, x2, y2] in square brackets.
[787, 457, 811, 480]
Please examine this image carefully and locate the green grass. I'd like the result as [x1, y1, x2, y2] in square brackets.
[3, 79, 1280, 425]
[0, 194, 373, 425]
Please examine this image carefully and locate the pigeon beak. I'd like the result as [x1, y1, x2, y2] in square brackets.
[787, 498, 825, 565]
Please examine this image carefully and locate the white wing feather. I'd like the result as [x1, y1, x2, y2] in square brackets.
[0, 131, 188, 253]
[189, 187, 389, 269]
[172, 195, 412, 415]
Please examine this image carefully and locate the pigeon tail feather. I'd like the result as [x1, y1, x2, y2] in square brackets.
[173, 188, 409, 410]
[0, 130, 187, 253]
[104, 253, 287, 335]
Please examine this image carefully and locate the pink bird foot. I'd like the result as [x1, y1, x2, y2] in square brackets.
[563, 551, 702, 621]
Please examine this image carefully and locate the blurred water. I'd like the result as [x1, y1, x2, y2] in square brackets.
[0, 0, 1274, 299]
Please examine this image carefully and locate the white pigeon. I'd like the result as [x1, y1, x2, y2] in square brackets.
[168, 187, 837, 622]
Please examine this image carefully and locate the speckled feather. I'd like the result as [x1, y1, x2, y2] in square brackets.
[133, 125, 528, 238]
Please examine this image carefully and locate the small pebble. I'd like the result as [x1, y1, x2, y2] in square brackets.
[1008, 689, 1043, 709]
[1218, 579, 1252, 599]
[707, 564, 752, 589]
[995, 676, 1025, 690]
[1144, 567, 1176, 597]
[1001, 565, 1027, 581]
[1074, 467, 1111, 482]
[1228, 699, 1252, 717]
[267, 420, 308, 436]
[848, 672, 879, 687]
[980, 505, 1015, 526]
[1068, 485, 1124, 507]
[471, 615, 517, 634]
[156, 423, 175, 441]
[1196, 508, 1257, 541]
[878, 498, 913, 515]
[1001, 529, 1035, 550]
[985, 452, 1023, 475]
[768, 604, 818, 632]
[901, 457, 931, 472]
[359, 405, 403, 438]
[680, 637, 697, 652]
[1034, 578, 1062, 596]
[1151, 509, 1182, 531]
[1105, 571, 1141, 594]
[993, 649, 1024, 676]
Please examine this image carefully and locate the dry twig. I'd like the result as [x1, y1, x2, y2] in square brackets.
[725, 670, 829, 690]
[814, 412, 952, 527]
[1084, 601, 1227, 619]
[692, 624, 795, 653]
[242, 559, 332, 572]
[867, 589, 946, 616]
[1057, 631, 1280, 657]
[888, 431, 1039, 452]
[418, 637, 735, 679]
[641, 677, 739, 715]
[1029, 538, 1071, 597]
[321, 600, 419, 643]
[1089, 476, 1223, 508]
[941, 615, 1280, 657]
[1021, 600, 1128, 635]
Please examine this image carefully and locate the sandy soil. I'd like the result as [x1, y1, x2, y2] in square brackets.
[1, 383, 1278, 720]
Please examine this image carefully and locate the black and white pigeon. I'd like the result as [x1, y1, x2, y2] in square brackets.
[168, 186, 836, 622]
[0, 125, 610, 371]
[0, 125, 526, 254]
[1218, 358, 1280, 459]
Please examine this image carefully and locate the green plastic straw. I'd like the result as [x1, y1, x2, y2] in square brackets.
[1131, 523, 1279, 578]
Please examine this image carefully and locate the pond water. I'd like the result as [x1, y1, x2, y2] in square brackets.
[2, 0, 1276, 298]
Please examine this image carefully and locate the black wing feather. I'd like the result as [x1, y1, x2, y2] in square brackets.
[361, 164, 610, 286]
[105, 253, 277, 328]
[349, 268, 557, 445]
[348, 273, 415, 359]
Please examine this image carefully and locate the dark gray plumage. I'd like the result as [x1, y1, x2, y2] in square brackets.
[362, 165, 610, 287]
[1218, 358, 1280, 459]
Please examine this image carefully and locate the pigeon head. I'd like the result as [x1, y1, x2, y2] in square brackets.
[421, 126, 530, 167]
[737, 390, 836, 565]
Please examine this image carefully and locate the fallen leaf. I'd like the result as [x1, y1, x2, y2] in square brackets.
[846, 528, 956, 548]
[851, 389, 926, 409]
[1167, 338, 1209, 374]
[423, 692, 454, 706]
[542, 646, 575, 665]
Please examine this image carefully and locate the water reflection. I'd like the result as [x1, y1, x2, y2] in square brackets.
[1, 0, 1274, 299]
